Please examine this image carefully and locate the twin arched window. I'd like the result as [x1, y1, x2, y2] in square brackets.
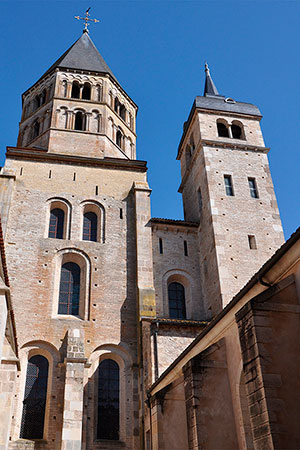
[97, 359, 120, 440]
[71, 81, 91, 100]
[168, 282, 186, 319]
[20, 355, 49, 439]
[58, 262, 80, 315]
[48, 202, 102, 242]
[217, 120, 244, 139]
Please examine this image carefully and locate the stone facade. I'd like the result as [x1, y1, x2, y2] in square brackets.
[0, 30, 291, 450]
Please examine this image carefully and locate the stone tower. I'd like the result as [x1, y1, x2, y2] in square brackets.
[177, 64, 284, 315]
[17, 31, 137, 159]
[0, 29, 155, 449]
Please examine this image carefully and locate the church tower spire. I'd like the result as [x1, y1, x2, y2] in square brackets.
[17, 32, 137, 159]
[203, 62, 221, 97]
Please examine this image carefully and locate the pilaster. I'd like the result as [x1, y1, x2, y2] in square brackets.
[61, 329, 86, 450]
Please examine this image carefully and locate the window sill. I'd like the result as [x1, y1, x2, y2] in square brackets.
[94, 440, 126, 447]
[53, 314, 84, 321]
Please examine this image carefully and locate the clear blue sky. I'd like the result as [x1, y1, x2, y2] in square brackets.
[1, 1, 299, 239]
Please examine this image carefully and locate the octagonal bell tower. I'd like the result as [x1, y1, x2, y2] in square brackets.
[17, 31, 137, 160]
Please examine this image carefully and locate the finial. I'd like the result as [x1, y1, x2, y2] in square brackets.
[75, 7, 99, 34]
[205, 61, 210, 73]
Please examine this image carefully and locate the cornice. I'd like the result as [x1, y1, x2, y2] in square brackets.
[6, 147, 147, 172]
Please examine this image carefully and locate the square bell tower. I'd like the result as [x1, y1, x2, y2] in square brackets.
[177, 63, 284, 315]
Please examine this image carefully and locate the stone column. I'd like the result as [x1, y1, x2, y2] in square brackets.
[85, 113, 92, 132]
[61, 328, 86, 450]
[67, 82, 73, 98]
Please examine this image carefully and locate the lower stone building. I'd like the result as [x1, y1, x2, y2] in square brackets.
[146, 228, 300, 450]
[0, 23, 297, 450]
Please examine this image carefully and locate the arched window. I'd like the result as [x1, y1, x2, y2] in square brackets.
[48, 208, 64, 239]
[82, 82, 91, 100]
[96, 84, 102, 102]
[33, 95, 40, 111]
[231, 124, 242, 139]
[185, 146, 192, 169]
[217, 121, 229, 138]
[40, 89, 47, 105]
[32, 120, 40, 139]
[62, 80, 68, 97]
[116, 129, 123, 148]
[168, 282, 186, 319]
[190, 133, 195, 153]
[114, 97, 120, 114]
[83, 212, 97, 242]
[75, 111, 86, 131]
[71, 81, 80, 99]
[97, 359, 120, 440]
[119, 104, 126, 121]
[20, 355, 49, 439]
[58, 262, 80, 315]
[129, 112, 133, 129]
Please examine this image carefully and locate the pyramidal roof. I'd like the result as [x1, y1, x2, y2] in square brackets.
[42, 32, 118, 82]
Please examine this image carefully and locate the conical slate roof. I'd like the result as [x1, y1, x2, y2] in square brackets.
[204, 62, 220, 97]
[42, 32, 118, 82]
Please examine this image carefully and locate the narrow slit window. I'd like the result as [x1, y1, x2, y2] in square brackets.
[184, 240, 188, 256]
[120, 208, 123, 219]
[248, 235, 257, 250]
[198, 188, 203, 211]
[95, 186, 99, 196]
[224, 175, 234, 196]
[248, 177, 259, 199]
[159, 238, 163, 254]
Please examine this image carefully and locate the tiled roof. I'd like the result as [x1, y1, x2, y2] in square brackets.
[150, 218, 199, 227]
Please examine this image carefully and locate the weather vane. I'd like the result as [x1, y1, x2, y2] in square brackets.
[75, 8, 99, 33]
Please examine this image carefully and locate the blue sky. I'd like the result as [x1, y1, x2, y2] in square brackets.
[1, 0, 299, 239]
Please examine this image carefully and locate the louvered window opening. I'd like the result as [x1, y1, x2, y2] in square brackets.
[58, 262, 80, 315]
[168, 282, 186, 319]
[20, 355, 49, 439]
[83, 212, 98, 242]
[48, 208, 64, 239]
[97, 359, 120, 440]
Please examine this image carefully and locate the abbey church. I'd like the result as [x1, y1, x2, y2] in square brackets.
[0, 25, 300, 450]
